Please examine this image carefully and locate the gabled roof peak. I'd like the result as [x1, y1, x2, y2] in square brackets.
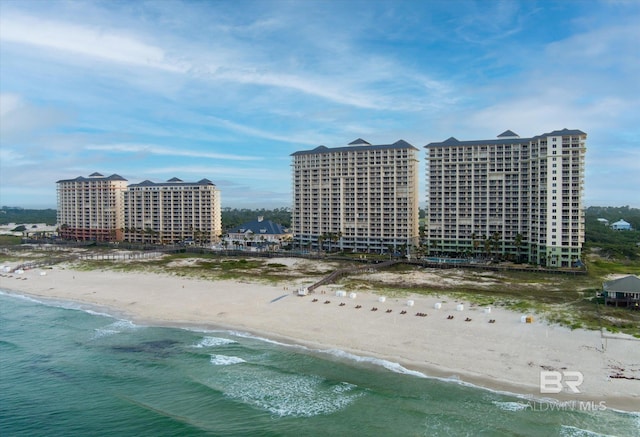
[497, 130, 519, 138]
[391, 139, 412, 148]
[604, 275, 640, 292]
[57, 173, 127, 183]
[348, 138, 371, 145]
[545, 128, 587, 137]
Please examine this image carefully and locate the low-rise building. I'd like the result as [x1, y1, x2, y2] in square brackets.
[611, 219, 632, 231]
[603, 275, 640, 309]
[224, 216, 291, 251]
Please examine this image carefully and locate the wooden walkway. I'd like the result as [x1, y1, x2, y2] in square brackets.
[306, 259, 400, 293]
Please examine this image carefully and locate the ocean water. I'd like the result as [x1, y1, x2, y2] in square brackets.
[1, 291, 638, 437]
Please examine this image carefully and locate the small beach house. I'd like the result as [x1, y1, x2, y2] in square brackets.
[603, 275, 640, 309]
[611, 219, 632, 231]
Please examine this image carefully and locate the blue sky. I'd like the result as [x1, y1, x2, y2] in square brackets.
[1, 0, 639, 209]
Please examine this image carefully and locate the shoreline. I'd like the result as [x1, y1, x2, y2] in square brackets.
[1, 262, 639, 413]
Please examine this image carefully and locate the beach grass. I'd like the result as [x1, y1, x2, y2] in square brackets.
[338, 262, 639, 336]
[71, 252, 344, 284]
[0, 236, 22, 246]
[3, 246, 639, 336]
[585, 258, 640, 277]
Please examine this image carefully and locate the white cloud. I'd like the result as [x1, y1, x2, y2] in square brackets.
[454, 17, 639, 139]
[141, 165, 286, 181]
[0, 93, 70, 139]
[0, 148, 35, 166]
[205, 116, 319, 145]
[214, 69, 383, 110]
[454, 4, 522, 43]
[0, 9, 452, 111]
[0, 93, 23, 117]
[1, 2, 638, 209]
[466, 92, 630, 137]
[0, 13, 188, 73]
[85, 144, 263, 161]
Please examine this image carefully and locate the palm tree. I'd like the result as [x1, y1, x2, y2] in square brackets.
[387, 244, 394, 258]
[324, 232, 336, 253]
[483, 236, 492, 259]
[514, 233, 523, 262]
[399, 243, 408, 258]
[422, 239, 430, 256]
[471, 232, 479, 256]
[144, 227, 154, 244]
[331, 232, 342, 253]
[491, 232, 501, 260]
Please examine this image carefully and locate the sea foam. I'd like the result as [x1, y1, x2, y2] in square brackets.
[92, 320, 138, 339]
[210, 354, 246, 365]
[194, 336, 237, 348]
[323, 348, 428, 378]
[492, 401, 531, 412]
[559, 425, 616, 437]
[224, 329, 430, 379]
[220, 373, 363, 418]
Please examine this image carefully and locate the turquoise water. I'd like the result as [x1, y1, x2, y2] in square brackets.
[1, 291, 638, 436]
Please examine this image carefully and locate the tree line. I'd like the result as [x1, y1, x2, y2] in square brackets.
[0, 207, 57, 225]
[3, 205, 638, 260]
[0, 206, 292, 231]
[584, 206, 640, 260]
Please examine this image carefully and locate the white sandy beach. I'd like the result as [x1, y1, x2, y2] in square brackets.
[1, 259, 639, 412]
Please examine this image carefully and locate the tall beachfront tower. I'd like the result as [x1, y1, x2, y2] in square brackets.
[291, 139, 420, 254]
[123, 177, 221, 244]
[424, 129, 587, 267]
[56, 172, 128, 241]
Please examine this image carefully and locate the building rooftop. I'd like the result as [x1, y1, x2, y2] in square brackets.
[425, 129, 587, 148]
[128, 178, 216, 188]
[227, 217, 288, 235]
[604, 275, 640, 293]
[292, 139, 418, 156]
[497, 130, 519, 138]
[57, 173, 127, 183]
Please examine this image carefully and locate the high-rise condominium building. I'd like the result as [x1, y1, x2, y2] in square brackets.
[56, 172, 128, 241]
[291, 139, 420, 254]
[123, 177, 221, 244]
[424, 129, 586, 267]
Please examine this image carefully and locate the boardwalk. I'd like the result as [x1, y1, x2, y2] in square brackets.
[307, 259, 400, 293]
